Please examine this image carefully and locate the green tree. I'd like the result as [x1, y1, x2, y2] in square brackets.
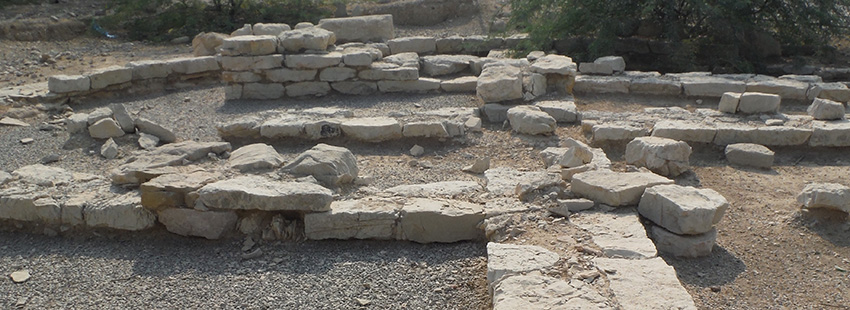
[509, 0, 850, 71]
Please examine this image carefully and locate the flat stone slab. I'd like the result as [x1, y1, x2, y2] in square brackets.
[594, 257, 697, 310]
[573, 210, 658, 259]
[492, 273, 613, 310]
[385, 181, 482, 198]
[304, 197, 403, 240]
[227, 143, 284, 172]
[486, 242, 560, 284]
[797, 183, 850, 213]
[638, 184, 728, 235]
[84, 192, 157, 231]
[197, 176, 333, 212]
[725, 143, 774, 168]
[485, 168, 561, 197]
[158, 208, 238, 240]
[140, 170, 220, 210]
[572, 171, 673, 207]
[810, 120, 850, 147]
[12, 164, 73, 186]
[625, 136, 691, 177]
[651, 120, 716, 143]
[398, 198, 484, 243]
[339, 117, 403, 142]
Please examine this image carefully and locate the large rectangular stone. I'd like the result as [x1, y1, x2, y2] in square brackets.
[746, 79, 809, 101]
[682, 77, 746, 97]
[317, 14, 394, 44]
[651, 120, 716, 143]
[284, 53, 342, 69]
[265, 68, 317, 82]
[810, 120, 850, 147]
[286, 81, 331, 97]
[398, 198, 484, 243]
[219, 35, 278, 56]
[219, 55, 283, 71]
[48, 74, 90, 93]
[304, 198, 402, 240]
[574, 76, 630, 94]
[377, 78, 440, 93]
[126, 60, 172, 80]
[243, 83, 285, 99]
[572, 170, 673, 207]
[168, 56, 221, 74]
[594, 257, 697, 310]
[388, 36, 436, 55]
[629, 77, 682, 95]
[89, 66, 132, 89]
[358, 64, 419, 81]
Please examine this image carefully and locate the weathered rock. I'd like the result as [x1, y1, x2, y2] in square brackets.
[277, 27, 336, 52]
[593, 257, 697, 310]
[282, 144, 358, 186]
[651, 120, 717, 143]
[441, 76, 478, 92]
[243, 83, 286, 99]
[746, 78, 809, 100]
[625, 137, 691, 177]
[88, 66, 132, 90]
[230, 24, 252, 36]
[638, 184, 729, 235]
[534, 100, 579, 123]
[341, 47, 380, 67]
[409, 144, 425, 157]
[681, 77, 746, 97]
[0, 171, 12, 185]
[0, 117, 28, 127]
[12, 164, 73, 186]
[629, 77, 682, 95]
[718, 92, 741, 113]
[331, 81, 379, 95]
[100, 138, 118, 159]
[319, 67, 357, 82]
[285, 81, 331, 97]
[219, 55, 283, 71]
[421, 55, 477, 76]
[304, 197, 402, 240]
[808, 98, 846, 120]
[387, 36, 436, 55]
[507, 105, 556, 135]
[574, 76, 630, 94]
[0, 193, 61, 223]
[385, 181, 482, 198]
[810, 120, 850, 147]
[167, 56, 221, 74]
[579, 62, 613, 75]
[725, 143, 774, 168]
[594, 56, 626, 72]
[110, 154, 186, 185]
[549, 198, 594, 216]
[477, 64, 522, 103]
[140, 170, 220, 210]
[487, 242, 559, 284]
[383, 52, 420, 69]
[219, 35, 277, 56]
[591, 122, 650, 142]
[485, 167, 562, 197]
[150, 141, 231, 161]
[797, 183, 850, 213]
[192, 32, 228, 56]
[738, 92, 781, 114]
[529, 55, 576, 75]
[65, 113, 89, 134]
[398, 198, 484, 243]
[109, 104, 135, 133]
[158, 208, 238, 239]
[252, 23, 291, 36]
[492, 273, 612, 310]
[572, 170, 673, 207]
[462, 157, 490, 174]
[88, 118, 125, 139]
[402, 121, 449, 138]
[87, 108, 113, 125]
[48, 74, 90, 93]
[197, 175, 333, 212]
[339, 117, 403, 142]
[317, 15, 394, 44]
[84, 192, 157, 231]
[559, 140, 593, 168]
[376, 78, 441, 93]
[135, 118, 177, 143]
[303, 119, 342, 140]
[651, 225, 717, 258]
[573, 210, 658, 259]
[358, 62, 419, 81]
[260, 116, 303, 138]
[265, 68, 317, 82]
[227, 143, 284, 172]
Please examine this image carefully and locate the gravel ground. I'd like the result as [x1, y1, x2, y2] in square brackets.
[0, 230, 489, 310]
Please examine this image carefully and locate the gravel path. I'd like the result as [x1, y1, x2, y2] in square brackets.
[0, 230, 489, 309]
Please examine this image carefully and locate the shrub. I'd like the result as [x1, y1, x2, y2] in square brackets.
[509, 0, 850, 72]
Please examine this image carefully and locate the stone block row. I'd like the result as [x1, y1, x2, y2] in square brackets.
[48, 57, 220, 95]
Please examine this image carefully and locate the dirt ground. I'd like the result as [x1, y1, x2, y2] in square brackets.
[2, 1, 850, 309]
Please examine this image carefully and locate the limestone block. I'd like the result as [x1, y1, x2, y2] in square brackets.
[303, 119, 342, 140]
[230, 24, 252, 36]
[84, 192, 156, 231]
[486, 243, 559, 284]
[110, 104, 135, 133]
[282, 143, 358, 186]
[65, 113, 89, 134]
[593, 257, 697, 310]
[158, 209, 237, 240]
[277, 27, 336, 52]
[384, 52, 420, 69]
[48, 74, 91, 94]
[797, 183, 850, 213]
[724, 143, 774, 168]
[629, 77, 682, 95]
[401, 121, 449, 138]
[435, 36, 463, 54]
[140, 171, 220, 210]
[88, 118, 125, 139]
[421, 55, 478, 76]
[126, 60, 171, 80]
[808, 98, 846, 120]
[573, 210, 658, 259]
[681, 77, 746, 97]
[228, 143, 285, 172]
[150, 141, 231, 161]
[12, 164, 73, 186]
[529, 55, 576, 75]
[492, 273, 612, 310]
[755, 126, 811, 146]
[398, 198, 484, 243]
[523, 73, 547, 98]
[738, 92, 781, 114]
[574, 76, 630, 94]
[377, 78, 441, 93]
[224, 84, 242, 100]
[481, 103, 510, 123]
[814, 82, 850, 102]
[358, 63, 419, 81]
[89, 66, 132, 90]
[625, 137, 692, 177]
[651, 225, 717, 258]
[591, 123, 650, 142]
[265, 68, 317, 82]
[319, 67, 357, 82]
[810, 120, 850, 147]
[197, 175, 333, 212]
[304, 197, 402, 240]
[461, 35, 504, 53]
[746, 79, 809, 100]
[219, 55, 283, 71]
[260, 117, 304, 138]
[572, 170, 673, 207]
[0, 194, 61, 224]
[135, 117, 177, 143]
[387, 36, 436, 55]
[110, 154, 185, 185]
[507, 105, 557, 135]
[168, 56, 221, 74]
[331, 81, 378, 95]
[192, 32, 228, 56]
[87, 107, 113, 125]
[339, 117, 403, 142]
[284, 52, 342, 69]
[477, 64, 523, 103]
[718, 92, 741, 113]
[242, 83, 286, 100]
[317, 15, 394, 43]
[441, 76, 478, 92]
[286, 82, 331, 97]
[219, 35, 278, 56]
[638, 184, 729, 235]
[252, 23, 290, 36]
[385, 181, 482, 198]
[594, 56, 626, 72]
[221, 71, 262, 83]
[712, 123, 757, 145]
[651, 120, 716, 143]
[579, 62, 613, 75]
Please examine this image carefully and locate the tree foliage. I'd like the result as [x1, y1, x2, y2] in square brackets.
[99, 0, 335, 41]
[509, 0, 850, 71]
